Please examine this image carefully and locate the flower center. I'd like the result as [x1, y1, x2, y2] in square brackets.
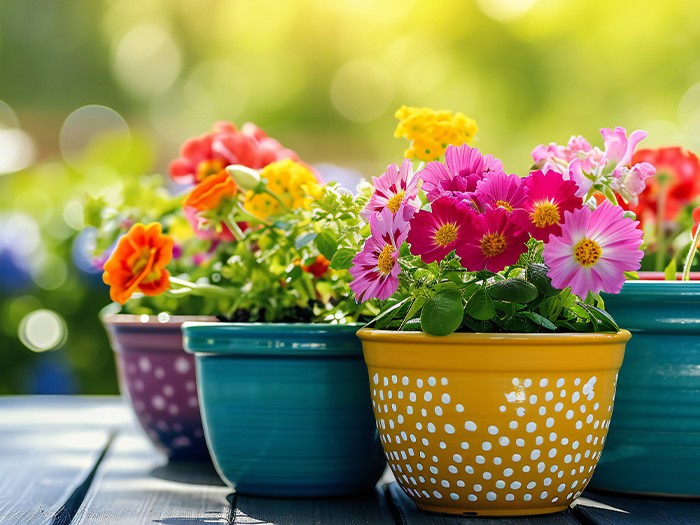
[196, 159, 224, 182]
[574, 238, 602, 267]
[377, 244, 395, 275]
[387, 191, 406, 214]
[434, 223, 458, 246]
[480, 233, 507, 258]
[531, 201, 561, 228]
[495, 199, 513, 212]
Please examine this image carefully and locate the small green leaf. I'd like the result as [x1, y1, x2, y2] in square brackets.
[664, 259, 677, 281]
[520, 311, 557, 331]
[369, 297, 410, 329]
[295, 231, 317, 250]
[466, 287, 496, 321]
[624, 271, 640, 280]
[315, 230, 338, 260]
[487, 278, 539, 303]
[400, 318, 422, 331]
[329, 248, 355, 270]
[496, 314, 540, 332]
[581, 304, 619, 332]
[526, 263, 558, 296]
[403, 296, 428, 326]
[462, 315, 494, 333]
[420, 289, 464, 336]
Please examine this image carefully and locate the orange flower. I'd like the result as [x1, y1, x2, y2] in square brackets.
[184, 170, 238, 211]
[303, 255, 331, 278]
[103, 222, 174, 305]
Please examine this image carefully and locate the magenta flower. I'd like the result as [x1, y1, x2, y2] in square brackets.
[455, 206, 530, 272]
[361, 160, 421, 221]
[543, 201, 644, 298]
[349, 207, 410, 302]
[518, 170, 582, 241]
[473, 172, 528, 212]
[421, 144, 504, 202]
[407, 196, 475, 264]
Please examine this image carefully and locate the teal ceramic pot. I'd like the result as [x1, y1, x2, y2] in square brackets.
[182, 322, 386, 497]
[591, 281, 700, 496]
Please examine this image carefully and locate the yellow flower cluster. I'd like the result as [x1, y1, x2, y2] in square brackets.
[244, 159, 321, 219]
[394, 105, 478, 162]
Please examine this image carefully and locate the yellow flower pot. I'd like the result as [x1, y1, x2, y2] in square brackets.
[358, 328, 630, 517]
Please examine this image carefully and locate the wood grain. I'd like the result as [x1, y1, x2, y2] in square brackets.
[70, 431, 231, 525]
[573, 491, 700, 525]
[0, 396, 121, 525]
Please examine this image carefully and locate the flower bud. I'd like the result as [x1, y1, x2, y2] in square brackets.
[226, 164, 261, 191]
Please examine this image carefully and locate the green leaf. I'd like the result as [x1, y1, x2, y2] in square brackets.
[329, 248, 355, 270]
[402, 296, 428, 327]
[664, 258, 677, 281]
[487, 278, 539, 303]
[496, 314, 541, 332]
[526, 263, 558, 296]
[420, 289, 464, 336]
[462, 315, 494, 333]
[624, 271, 640, 280]
[581, 304, 619, 332]
[400, 318, 422, 331]
[315, 230, 338, 260]
[466, 287, 496, 321]
[520, 311, 557, 331]
[369, 297, 410, 329]
[295, 231, 317, 250]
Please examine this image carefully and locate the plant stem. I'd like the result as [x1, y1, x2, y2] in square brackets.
[169, 276, 236, 296]
[682, 225, 700, 281]
[655, 185, 667, 272]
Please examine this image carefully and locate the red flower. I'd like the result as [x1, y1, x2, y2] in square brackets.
[455, 207, 530, 272]
[407, 196, 475, 264]
[630, 147, 700, 222]
[169, 122, 299, 185]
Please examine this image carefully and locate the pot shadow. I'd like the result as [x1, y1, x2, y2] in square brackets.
[149, 461, 225, 486]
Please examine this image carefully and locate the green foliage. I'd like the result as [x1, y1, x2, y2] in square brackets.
[366, 242, 620, 336]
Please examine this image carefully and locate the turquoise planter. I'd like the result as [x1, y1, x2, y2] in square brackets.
[592, 281, 700, 496]
[182, 322, 386, 497]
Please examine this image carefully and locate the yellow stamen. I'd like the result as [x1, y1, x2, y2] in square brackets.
[435, 223, 458, 246]
[377, 244, 395, 275]
[387, 191, 406, 214]
[574, 238, 602, 267]
[531, 201, 560, 228]
[481, 233, 507, 258]
[495, 200, 513, 212]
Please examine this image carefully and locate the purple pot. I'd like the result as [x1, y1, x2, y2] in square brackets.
[102, 314, 217, 461]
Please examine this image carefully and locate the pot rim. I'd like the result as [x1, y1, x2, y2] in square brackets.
[102, 313, 219, 327]
[182, 321, 365, 357]
[357, 328, 631, 346]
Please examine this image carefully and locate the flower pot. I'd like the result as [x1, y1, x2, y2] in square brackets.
[591, 280, 700, 496]
[102, 314, 216, 461]
[182, 322, 386, 497]
[358, 328, 630, 517]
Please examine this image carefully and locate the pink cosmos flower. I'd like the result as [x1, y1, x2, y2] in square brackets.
[421, 144, 505, 202]
[543, 201, 643, 298]
[349, 207, 410, 302]
[455, 206, 530, 272]
[518, 170, 582, 241]
[407, 196, 475, 264]
[169, 122, 299, 185]
[473, 172, 528, 213]
[361, 160, 421, 221]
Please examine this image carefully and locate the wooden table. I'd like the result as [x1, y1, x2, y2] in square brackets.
[0, 397, 697, 525]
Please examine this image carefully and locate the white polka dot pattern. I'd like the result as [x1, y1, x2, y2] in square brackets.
[369, 372, 616, 514]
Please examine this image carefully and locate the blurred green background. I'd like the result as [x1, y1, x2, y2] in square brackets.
[1, 0, 700, 394]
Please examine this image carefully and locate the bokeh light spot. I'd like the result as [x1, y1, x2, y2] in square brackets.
[32, 253, 68, 291]
[330, 59, 395, 123]
[112, 24, 182, 98]
[0, 128, 36, 175]
[0, 100, 20, 128]
[18, 309, 67, 353]
[60, 105, 131, 171]
[63, 200, 85, 231]
[476, 0, 537, 22]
